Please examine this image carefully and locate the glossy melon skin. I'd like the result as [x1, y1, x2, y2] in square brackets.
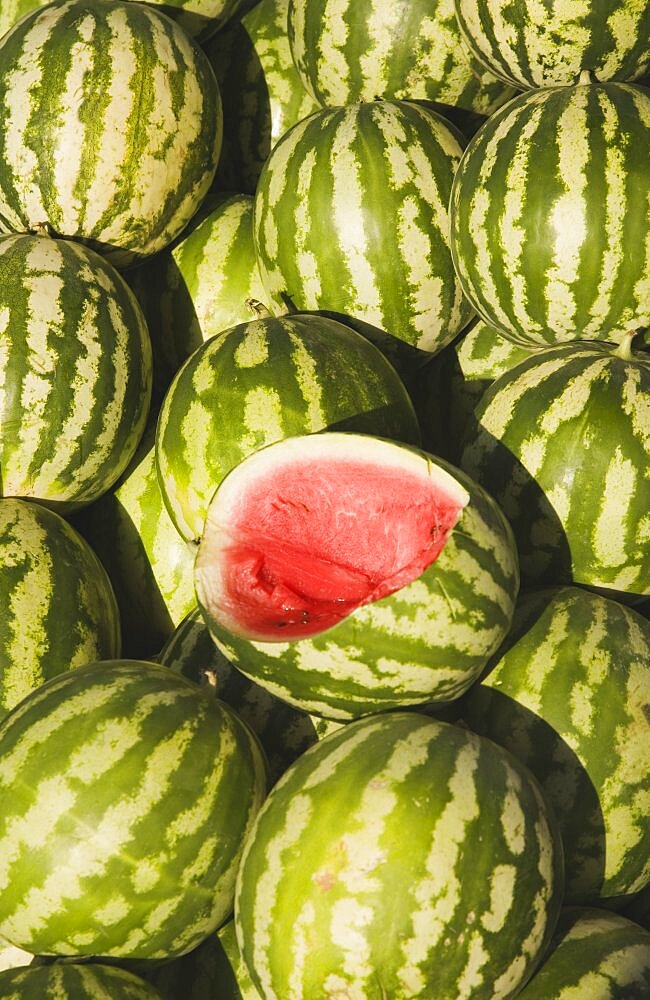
[0, 962, 166, 998]
[0, 660, 268, 960]
[235, 712, 564, 1000]
[449, 80, 650, 349]
[196, 433, 519, 719]
[155, 313, 421, 543]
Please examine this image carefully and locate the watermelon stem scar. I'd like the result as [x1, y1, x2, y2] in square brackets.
[195, 433, 469, 642]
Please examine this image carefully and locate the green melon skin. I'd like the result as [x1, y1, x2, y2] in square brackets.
[455, 0, 650, 89]
[0, 962, 166, 998]
[159, 607, 321, 784]
[253, 99, 474, 354]
[205, 0, 320, 195]
[0, 660, 268, 960]
[0, 233, 152, 511]
[71, 421, 196, 660]
[155, 313, 422, 543]
[125, 193, 267, 406]
[287, 0, 517, 112]
[458, 337, 650, 600]
[234, 712, 564, 1000]
[460, 585, 650, 904]
[0, 0, 222, 268]
[449, 79, 650, 349]
[196, 433, 519, 720]
[515, 907, 650, 999]
[0, 498, 120, 717]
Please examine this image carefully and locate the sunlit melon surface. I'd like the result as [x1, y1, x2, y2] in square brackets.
[195, 434, 469, 641]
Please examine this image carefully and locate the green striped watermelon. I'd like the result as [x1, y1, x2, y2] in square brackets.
[0, 941, 35, 973]
[455, 0, 650, 89]
[0, 962, 165, 998]
[458, 337, 649, 599]
[141, 0, 250, 41]
[0, 0, 222, 268]
[71, 422, 196, 660]
[449, 78, 650, 348]
[0, 659, 268, 959]
[515, 907, 650, 998]
[287, 0, 517, 112]
[155, 312, 421, 543]
[159, 607, 321, 784]
[0, 234, 152, 511]
[253, 100, 474, 354]
[126, 193, 267, 405]
[195, 432, 519, 718]
[460, 585, 650, 903]
[0, 498, 120, 716]
[406, 317, 535, 462]
[234, 711, 564, 999]
[205, 0, 320, 195]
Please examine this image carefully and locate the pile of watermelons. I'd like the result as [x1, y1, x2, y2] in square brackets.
[0, 0, 648, 997]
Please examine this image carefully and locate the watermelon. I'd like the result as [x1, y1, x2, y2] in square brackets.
[253, 99, 474, 354]
[154, 312, 421, 543]
[455, 0, 650, 89]
[621, 884, 650, 931]
[139, 0, 250, 41]
[0, 659, 268, 959]
[205, 0, 320, 195]
[515, 907, 650, 998]
[0, 940, 35, 973]
[125, 193, 267, 405]
[287, 0, 517, 112]
[0, 0, 222, 267]
[195, 431, 519, 718]
[449, 78, 650, 348]
[159, 607, 321, 784]
[458, 336, 650, 599]
[0, 962, 165, 998]
[0, 498, 120, 716]
[234, 711, 564, 999]
[460, 585, 650, 903]
[71, 422, 196, 660]
[0, 233, 152, 511]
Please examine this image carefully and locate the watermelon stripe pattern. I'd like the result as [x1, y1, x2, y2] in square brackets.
[0, 661, 268, 959]
[461, 586, 650, 902]
[235, 713, 564, 999]
[0, 499, 120, 715]
[0, 234, 152, 510]
[155, 315, 421, 542]
[516, 907, 650, 998]
[0, 962, 166, 998]
[449, 81, 650, 348]
[455, 0, 650, 89]
[0, 0, 222, 266]
[287, 0, 517, 112]
[458, 340, 650, 596]
[254, 100, 473, 353]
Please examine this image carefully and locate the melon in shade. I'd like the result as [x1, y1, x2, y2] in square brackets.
[194, 432, 520, 718]
[195, 432, 469, 642]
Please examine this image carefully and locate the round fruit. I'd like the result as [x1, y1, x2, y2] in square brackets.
[449, 79, 650, 348]
[155, 312, 421, 542]
[0, 962, 166, 998]
[455, 0, 650, 89]
[235, 712, 564, 999]
[458, 336, 650, 600]
[195, 432, 519, 718]
[0, 659, 268, 958]
[461, 585, 650, 903]
[0, 0, 222, 266]
[253, 100, 474, 353]
[0, 233, 152, 510]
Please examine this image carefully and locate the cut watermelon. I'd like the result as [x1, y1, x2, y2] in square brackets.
[195, 433, 469, 642]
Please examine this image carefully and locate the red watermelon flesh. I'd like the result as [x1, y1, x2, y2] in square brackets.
[195, 434, 469, 641]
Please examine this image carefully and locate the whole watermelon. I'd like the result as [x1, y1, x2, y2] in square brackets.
[449, 79, 650, 348]
[0, 962, 166, 998]
[0, 0, 222, 267]
[235, 712, 564, 999]
[0, 660, 268, 959]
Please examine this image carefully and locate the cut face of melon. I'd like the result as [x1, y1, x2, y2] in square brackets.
[195, 433, 470, 642]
